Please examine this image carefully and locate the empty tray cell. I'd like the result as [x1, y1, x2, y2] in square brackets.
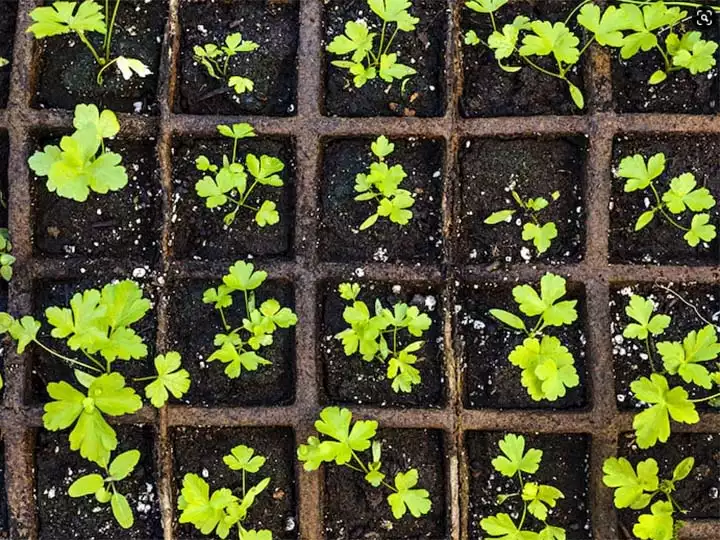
[0, 1, 17, 109]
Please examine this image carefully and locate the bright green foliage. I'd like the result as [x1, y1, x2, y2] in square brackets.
[335, 282, 431, 393]
[657, 325, 720, 389]
[298, 407, 432, 521]
[481, 434, 566, 540]
[204, 261, 297, 379]
[0, 57, 8, 68]
[615, 151, 717, 247]
[485, 189, 560, 255]
[144, 351, 191, 407]
[193, 32, 259, 95]
[178, 445, 272, 539]
[29, 104, 127, 202]
[0, 229, 15, 281]
[327, 0, 418, 88]
[354, 136, 415, 230]
[195, 123, 285, 228]
[623, 295, 671, 340]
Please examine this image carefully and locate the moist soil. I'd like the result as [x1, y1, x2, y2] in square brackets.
[324, 0, 447, 117]
[170, 136, 295, 261]
[465, 431, 592, 540]
[172, 427, 297, 538]
[324, 428, 447, 539]
[610, 135, 720, 265]
[176, 0, 299, 116]
[165, 278, 295, 407]
[0, 1, 17, 109]
[33, 0, 166, 113]
[36, 426, 162, 540]
[457, 137, 586, 265]
[460, 0, 584, 118]
[319, 137, 443, 263]
[32, 136, 163, 261]
[0, 131, 8, 229]
[320, 280, 444, 408]
[0, 442, 6, 535]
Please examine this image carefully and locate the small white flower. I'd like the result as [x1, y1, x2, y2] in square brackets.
[116, 56, 152, 80]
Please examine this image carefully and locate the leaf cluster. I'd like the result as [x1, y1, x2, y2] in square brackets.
[0, 228, 15, 281]
[193, 32, 259, 95]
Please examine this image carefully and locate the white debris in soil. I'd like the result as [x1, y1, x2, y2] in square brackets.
[354, 267, 365, 278]
[44, 487, 56, 499]
[373, 246, 389, 262]
[285, 516, 296, 531]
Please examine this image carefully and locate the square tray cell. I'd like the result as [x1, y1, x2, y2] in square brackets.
[32, 135, 163, 261]
[32, 0, 167, 113]
[465, 431, 592, 540]
[170, 135, 295, 261]
[457, 137, 587, 265]
[320, 280, 444, 408]
[172, 427, 297, 539]
[457, 280, 589, 410]
[176, 0, 299, 116]
[323, 428, 447, 538]
[610, 134, 720, 265]
[0, 1, 17, 109]
[165, 277, 295, 407]
[318, 137, 444, 263]
[323, 0, 447, 117]
[460, 0, 584, 118]
[36, 425, 162, 540]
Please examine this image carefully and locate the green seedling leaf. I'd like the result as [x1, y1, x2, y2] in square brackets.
[467, 0, 508, 14]
[224, 445, 266, 473]
[369, 0, 420, 32]
[669, 31, 718, 74]
[657, 325, 720, 389]
[109, 449, 140, 481]
[522, 222, 557, 254]
[522, 482, 564, 521]
[229, 76, 254, 94]
[491, 433, 542, 478]
[379, 53, 416, 82]
[255, 200, 280, 227]
[519, 21, 580, 65]
[223, 261, 267, 291]
[480, 513, 536, 540]
[489, 309, 526, 332]
[509, 335, 579, 401]
[178, 474, 237, 536]
[633, 500, 675, 540]
[618, 3, 685, 59]
[617, 153, 665, 192]
[635, 210, 656, 231]
[485, 209, 515, 224]
[512, 273, 577, 327]
[602, 457, 659, 509]
[684, 214, 716, 247]
[371, 135, 395, 160]
[68, 473, 105, 497]
[327, 21, 375, 63]
[217, 123, 256, 140]
[246, 154, 284, 186]
[387, 469, 431, 519]
[111, 492, 134, 529]
[577, 4, 626, 47]
[662, 173, 715, 214]
[28, 1, 106, 38]
[145, 351, 191, 408]
[623, 295, 671, 340]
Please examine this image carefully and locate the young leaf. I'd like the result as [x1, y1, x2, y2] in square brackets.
[115, 56, 152, 80]
[519, 21, 580, 65]
[371, 136, 395, 160]
[312, 407, 377, 465]
[617, 153, 665, 192]
[229, 76, 254, 94]
[217, 123, 256, 140]
[111, 493, 134, 529]
[387, 469, 432, 519]
[602, 457, 659, 509]
[378, 53, 416, 82]
[485, 209, 515, 225]
[28, 1, 106, 38]
[246, 154, 284, 186]
[109, 450, 141, 481]
[623, 295, 671, 340]
[633, 500, 675, 540]
[672, 457, 694, 482]
[521, 222, 557, 254]
[684, 213, 716, 247]
[68, 473, 105, 497]
[522, 482, 564, 521]
[491, 433, 542, 478]
[178, 474, 236, 536]
[577, 4, 625, 47]
[327, 21, 375, 63]
[509, 336, 578, 401]
[255, 200, 280, 227]
[368, 0, 420, 32]
[223, 261, 267, 291]
[145, 351, 191, 408]
[466, 0, 508, 14]
[480, 513, 535, 540]
[662, 173, 715, 214]
[512, 273, 577, 327]
[489, 309, 526, 332]
[657, 325, 720, 389]
[635, 210, 656, 231]
[223, 445, 266, 473]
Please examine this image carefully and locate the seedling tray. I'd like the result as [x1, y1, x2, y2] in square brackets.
[0, 0, 719, 538]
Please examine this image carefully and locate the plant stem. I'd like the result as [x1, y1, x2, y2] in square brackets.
[219, 307, 230, 331]
[654, 284, 718, 329]
[564, 0, 593, 24]
[691, 392, 720, 403]
[649, 182, 689, 232]
[78, 31, 104, 66]
[33, 340, 103, 373]
[105, 0, 121, 63]
[621, 0, 720, 12]
[96, 57, 118, 85]
[83, 350, 106, 372]
[132, 375, 156, 382]
[645, 336, 656, 373]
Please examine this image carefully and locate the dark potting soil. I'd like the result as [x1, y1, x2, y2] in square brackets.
[319, 137, 444, 263]
[33, 0, 166, 113]
[611, 135, 720, 265]
[323, 0, 447, 117]
[0, 1, 17, 109]
[320, 280, 444, 408]
[457, 280, 589, 410]
[170, 136, 295, 261]
[0, 131, 7, 229]
[32, 136, 163, 261]
[172, 427, 297, 539]
[465, 431, 592, 540]
[36, 426, 162, 540]
[176, 0, 299, 116]
[460, 0, 585, 118]
[0, 442, 7, 534]
[324, 428, 447, 539]
[457, 137, 586, 265]
[166, 278, 295, 407]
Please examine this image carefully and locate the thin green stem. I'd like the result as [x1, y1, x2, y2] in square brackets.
[648, 182, 689, 232]
[132, 375, 156, 382]
[239, 179, 261, 207]
[78, 31, 104, 66]
[232, 138, 240, 164]
[33, 340, 103, 373]
[522, 56, 566, 82]
[489, 11, 497, 33]
[383, 27, 401, 57]
[645, 336, 656, 372]
[564, 0, 593, 24]
[378, 21, 388, 61]
[654, 44, 671, 73]
[578, 36, 596, 59]
[219, 307, 230, 331]
[242, 470, 246, 497]
[691, 392, 720, 403]
[96, 57, 118, 85]
[82, 350, 106, 372]
[105, 0, 121, 63]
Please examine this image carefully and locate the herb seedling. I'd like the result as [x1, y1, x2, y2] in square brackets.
[480, 434, 567, 540]
[28, 0, 152, 85]
[28, 104, 128, 202]
[0, 229, 15, 281]
[489, 273, 580, 401]
[327, 0, 418, 88]
[193, 32, 259, 95]
[354, 136, 415, 230]
[195, 123, 285, 228]
[485, 189, 561, 255]
[0, 57, 8, 68]
[298, 407, 432, 520]
[615, 152, 717, 247]
[203, 261, 297, 379]
[603, 455, 695, 540]
[335, 282, 432, 393]
[178, 444, 272, 539]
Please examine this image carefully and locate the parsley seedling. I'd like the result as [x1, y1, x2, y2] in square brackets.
[195, 123, 285, 228]
[0, 228, 15, 282]
[480, 434, 567, 540]
[615, 152, 717, 247]
[327, 0, 418, 88]
[489, 273, 580, 401]
[178, 444, 272, 539]
[193, 32, 259, 95]
[298, 407, 432, 520]
[335, 282, 432, 393]
[485, 189, 561, 255]
[28, 1, 152, 85]
[203, 261, 297, 379]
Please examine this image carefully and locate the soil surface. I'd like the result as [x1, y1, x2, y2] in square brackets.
[319, 137, 443, 263]
[320, 280, 444, 408]
[36, 426, 162, 540]
[0, 442, 6, 534]
[177, 0, 299, 116]
[0, 1, 16, 109]
[0, 131, 8, 229]
[33, 0, 166, 113]
[457, 137, 586, 265]
[170, 136, 295, 261]
[324, 0, 447, 117]
[324, 428, 447, 539]
[460, 0, 584, 118]
[172, 426, 297, 538]
[466, 431, 592, 540]
[610, 135, 720, 265]
[165, 277, 295, 407]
